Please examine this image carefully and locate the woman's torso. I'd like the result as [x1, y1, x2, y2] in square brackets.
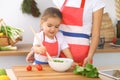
[53, 0, 105, 45]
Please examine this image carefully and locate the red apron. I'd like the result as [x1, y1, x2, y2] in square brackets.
[61, 0, 86, 26]
[42, 33, 58, 56]
[60, 0, 91, 64]
[60, 44, 89, 63]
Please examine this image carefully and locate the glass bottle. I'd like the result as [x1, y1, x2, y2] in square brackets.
[98, 36, 105, 49]
[116, 20, 120, 38]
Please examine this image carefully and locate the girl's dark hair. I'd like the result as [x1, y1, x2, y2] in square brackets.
[41, 7, 62, 21]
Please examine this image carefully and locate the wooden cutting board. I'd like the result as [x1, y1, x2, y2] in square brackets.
[12, 65, 101, 80]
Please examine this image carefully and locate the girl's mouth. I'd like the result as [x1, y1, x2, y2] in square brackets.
[50, 32, 55, 34]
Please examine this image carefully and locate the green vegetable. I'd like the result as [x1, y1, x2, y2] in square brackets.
[0, 25, 24, 42]
[21, 0, 40, 17]
[115, 38, 120, 45]
[0, 45, 17, 51]
[73, 65, 84, 74]
[85, 63, 93, 71]
[73, 63, 99, 78]
[53, 60, 64, 63]
[0, 69, 7, 75]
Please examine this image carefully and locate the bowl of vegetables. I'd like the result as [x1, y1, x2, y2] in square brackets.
[48, 58, 73, 72]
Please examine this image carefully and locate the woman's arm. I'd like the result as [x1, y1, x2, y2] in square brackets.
[83, 8, 104, 66]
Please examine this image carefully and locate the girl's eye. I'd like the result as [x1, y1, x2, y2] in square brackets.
[55, 24, 60, 28]
[48, 25, 51, 27]
[55, 26, 59, 28]
[47, 25, 52, 27]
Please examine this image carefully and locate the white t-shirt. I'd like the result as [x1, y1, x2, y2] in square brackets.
[52, 0, 105, 45]
[33, 31, 68, 62]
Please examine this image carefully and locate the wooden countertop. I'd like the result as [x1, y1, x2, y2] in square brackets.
[96, 43, 120, 53]
[0, 43, 120, 56]
[11, 65, 120, 80]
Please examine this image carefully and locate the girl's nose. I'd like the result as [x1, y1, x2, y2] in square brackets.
[51, 27, 55, 31]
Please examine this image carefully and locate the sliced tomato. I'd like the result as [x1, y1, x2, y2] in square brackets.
[36, 64, 42, 71]
[26, 65, 32, 71]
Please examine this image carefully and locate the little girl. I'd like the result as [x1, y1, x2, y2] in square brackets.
[26, 7, 74, 64]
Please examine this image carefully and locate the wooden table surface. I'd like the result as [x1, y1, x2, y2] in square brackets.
[96, 43, 120, 53]
[0, 43, 120, 56]
[12, 65, 120, 80]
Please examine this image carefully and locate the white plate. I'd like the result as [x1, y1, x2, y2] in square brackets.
[99, 69, 120, 80]
[109, 43, 120, 47]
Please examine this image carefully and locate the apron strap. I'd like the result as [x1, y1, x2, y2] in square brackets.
[81, 0, 86, 8]
[43, 32, 57, 41]
[62, 0, 86, 8]
[62, 0, 67, 7]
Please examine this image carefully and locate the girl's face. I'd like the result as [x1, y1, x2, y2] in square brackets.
[41, 17, 61, 39]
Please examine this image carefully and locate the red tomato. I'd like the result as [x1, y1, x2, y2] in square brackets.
[36, 64, 42, 71]
[78, 62, 83, 66]
[112, 37, 117, 44]
[26, 65, 32, 71]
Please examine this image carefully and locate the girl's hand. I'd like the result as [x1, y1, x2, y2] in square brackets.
[26, 51, 35, 63]
[34, 45, 46, 54]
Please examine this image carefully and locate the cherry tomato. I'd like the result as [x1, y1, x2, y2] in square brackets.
[26, 65, 32, 71]
[78, 62, 83, 66]
[36, 64, 42, 71]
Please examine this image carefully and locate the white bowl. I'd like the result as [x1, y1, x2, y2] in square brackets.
[48, 58, 73, 72]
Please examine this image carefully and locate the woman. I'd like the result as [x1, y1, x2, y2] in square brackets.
[52, 0, 105, 66]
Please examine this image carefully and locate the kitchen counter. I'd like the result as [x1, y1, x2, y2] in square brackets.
[6, 69, 17, 80]
[6, 65, 120, 80]
[0, 44, 32, 56]
[0, 43, 120, 56]
[96, 43, 120, 53]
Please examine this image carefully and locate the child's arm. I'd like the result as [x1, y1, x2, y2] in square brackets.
[62, 48, 78, 66]
[62, 48, 73, 59]
[26, 50, 35, 63]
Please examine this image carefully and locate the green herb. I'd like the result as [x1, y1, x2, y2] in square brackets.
[0, 45, 17, 51]
[115, 38, 120, 45]
[73, 63, 99, 78]
[21, 0, 41, 17]
[53, 60, 64, 63]
[0, 25, 24, 42]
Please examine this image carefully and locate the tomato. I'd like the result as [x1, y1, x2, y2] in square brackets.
[112, 37, 117, 44]
[78, 62, 83, 66]
[36, 64, 42, 71]
[26, 65, 32, 71]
